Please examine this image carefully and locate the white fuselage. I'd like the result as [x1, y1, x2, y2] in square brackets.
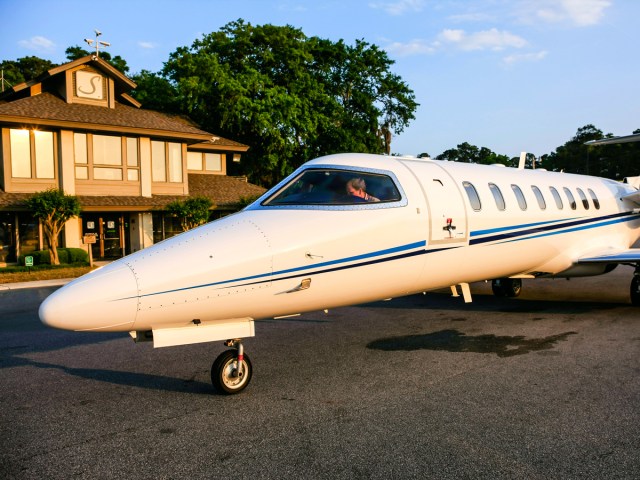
[39, 154, 640, 343]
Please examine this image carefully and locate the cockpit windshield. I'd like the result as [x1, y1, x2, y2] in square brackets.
[262, 168, 402, 206]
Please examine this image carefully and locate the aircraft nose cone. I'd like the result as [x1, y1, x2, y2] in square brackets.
[39, 262, 139, 332]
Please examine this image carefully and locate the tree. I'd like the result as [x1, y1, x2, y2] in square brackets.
[26, 189, 81, 265]
[436, 142, 512, 166]
[152, 20, 418, 185]
[165, 196, 213, 231]
[0, 56, 56, 90]
[130, 70, 181, 113]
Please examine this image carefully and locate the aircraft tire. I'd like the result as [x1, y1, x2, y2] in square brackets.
[211, 350, 253, 395]
[631, 276, 640, 306]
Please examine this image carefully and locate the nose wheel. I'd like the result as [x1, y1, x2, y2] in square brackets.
[211, 339, 252, 394]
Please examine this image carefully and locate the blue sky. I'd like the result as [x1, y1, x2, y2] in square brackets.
[1, 0, 638, 159]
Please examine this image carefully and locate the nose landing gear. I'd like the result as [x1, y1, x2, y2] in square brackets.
[211, 339, 253, 394]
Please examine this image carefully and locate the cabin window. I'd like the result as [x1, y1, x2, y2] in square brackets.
[263, 168, 402, 206]
[588, 189, 600, 209]
[511, 185, 527, 210]
[563, 187, 577, 210]
[462, 182, 482, 211]
[576, 188, 589, 209]
[488, 183, 506, 211]
[549, 187, 563, 209]
[531, 186, 546, 210]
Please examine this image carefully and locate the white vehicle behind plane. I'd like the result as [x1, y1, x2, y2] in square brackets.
[39, 140, 640, 394]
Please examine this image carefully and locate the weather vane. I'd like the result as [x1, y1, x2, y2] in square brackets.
[84, 30, 110, 58]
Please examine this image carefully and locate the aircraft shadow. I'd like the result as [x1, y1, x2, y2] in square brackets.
[363, 291, 628, 315]
[367, 329, 577, 357]
[2, 355, 213, 394]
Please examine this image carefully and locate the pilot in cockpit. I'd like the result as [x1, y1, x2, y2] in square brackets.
[346, 177, 380, 202]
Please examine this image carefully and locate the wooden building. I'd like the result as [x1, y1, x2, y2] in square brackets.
[0, 55, 265, 265]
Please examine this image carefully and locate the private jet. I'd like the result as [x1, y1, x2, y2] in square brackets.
[39, 138, 640, 394]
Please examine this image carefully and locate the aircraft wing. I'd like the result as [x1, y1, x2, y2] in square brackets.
[578, 249, 640, 264]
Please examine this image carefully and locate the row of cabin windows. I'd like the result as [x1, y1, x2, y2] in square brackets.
[462, 182, 601, 213]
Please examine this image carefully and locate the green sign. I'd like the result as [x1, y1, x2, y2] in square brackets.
[25, 256, 34, 267]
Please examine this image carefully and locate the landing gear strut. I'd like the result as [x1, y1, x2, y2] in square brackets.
[492, 278, 522, 297]
[211, 339, 252, 394]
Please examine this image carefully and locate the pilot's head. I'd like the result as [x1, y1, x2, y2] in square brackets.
[346, 178, 366, 198]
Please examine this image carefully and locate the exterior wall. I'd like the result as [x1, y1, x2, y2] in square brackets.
[64, 216, 82, 249]
[59, 130, 76, 194]
[139, 137, 152, 198]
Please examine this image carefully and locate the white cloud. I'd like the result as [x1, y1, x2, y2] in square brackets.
[519, 0, 612, 26]
[385, 39, 437, 56]
[369, 0, 425, 16]
[18, 36, 56, 53]
[438, 28, 528, 51]
[448, 12, 495, 23]
[503, 50, 548, 65]
[138, 41, 156, 49]
[385, 28, 528, 57]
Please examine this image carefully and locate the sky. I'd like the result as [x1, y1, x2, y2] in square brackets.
[1, 0, 638, 159]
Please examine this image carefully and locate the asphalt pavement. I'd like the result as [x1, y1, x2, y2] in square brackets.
[1, 266, 639, 479]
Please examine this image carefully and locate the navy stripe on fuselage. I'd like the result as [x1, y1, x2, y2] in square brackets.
[470, 211, 640, 246]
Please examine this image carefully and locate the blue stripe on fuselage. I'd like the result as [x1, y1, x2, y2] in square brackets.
[127, 240, 429, 299]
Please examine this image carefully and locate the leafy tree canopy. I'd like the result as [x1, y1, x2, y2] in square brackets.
[134, 20, 418, 186]
[165, 196, 213, 231]
[539, 124, 640, 179]
[0, 56, 56, 89]
[26, 189, 81, 265]
[436, 142, 513, 166]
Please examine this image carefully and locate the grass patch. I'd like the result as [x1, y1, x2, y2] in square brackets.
[0, 263, 94, 284]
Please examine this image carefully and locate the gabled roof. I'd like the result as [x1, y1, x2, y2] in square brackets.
[0, 55, 135, 100]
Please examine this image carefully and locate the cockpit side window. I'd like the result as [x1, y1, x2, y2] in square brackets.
[262, 169, 402, 206]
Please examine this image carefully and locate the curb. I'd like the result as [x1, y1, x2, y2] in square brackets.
[0, 278, 73, 291]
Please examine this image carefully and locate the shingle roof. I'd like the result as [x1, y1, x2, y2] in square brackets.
[0, 174, 266, 211]
[0, 92, 246, 147]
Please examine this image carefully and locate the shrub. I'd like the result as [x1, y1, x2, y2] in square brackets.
[18, 248, 89, 266]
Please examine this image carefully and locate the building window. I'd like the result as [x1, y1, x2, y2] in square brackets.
[74, 133, 139, 182]
[188, 152, 223, 173]
[9, 129, 55, 179]
[152, 141, 183, 183]
[126, 137, 139, 181]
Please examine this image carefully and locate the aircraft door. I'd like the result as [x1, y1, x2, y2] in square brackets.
[406, 161, 468, 245]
